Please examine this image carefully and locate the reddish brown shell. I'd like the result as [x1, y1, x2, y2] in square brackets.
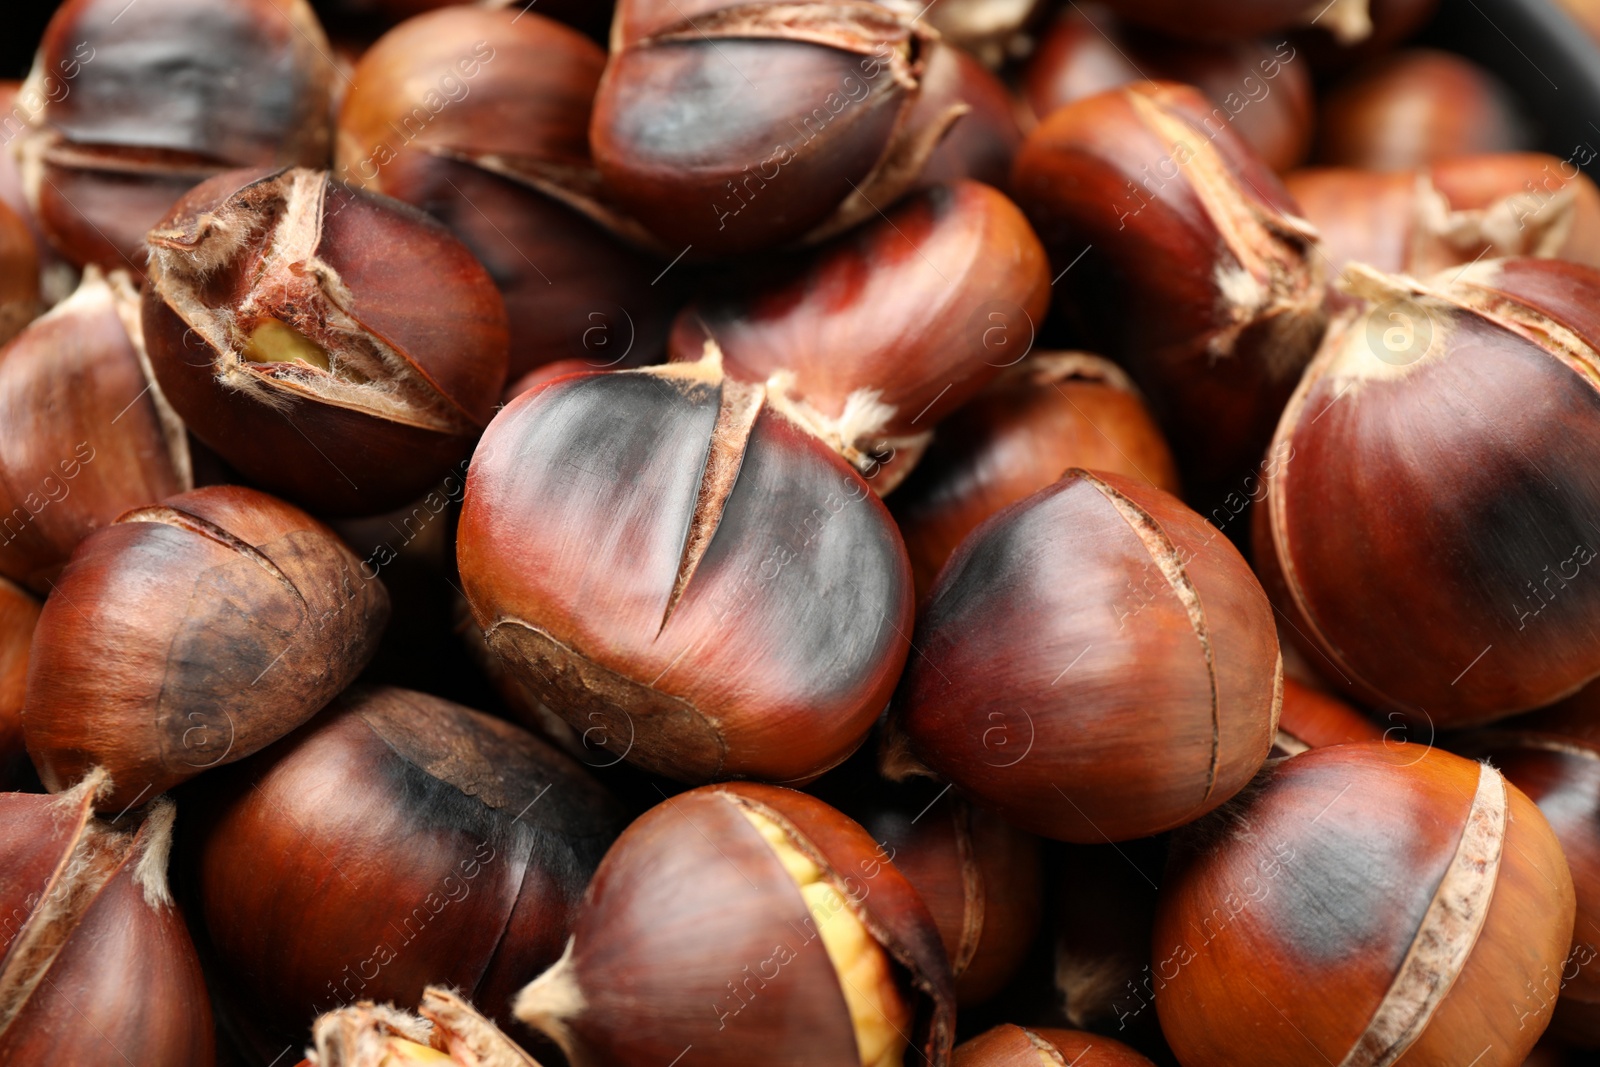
[955, 1024, 1155, 1066]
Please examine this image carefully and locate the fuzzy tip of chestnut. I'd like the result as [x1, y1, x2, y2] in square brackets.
[304, 986, 543, 1067]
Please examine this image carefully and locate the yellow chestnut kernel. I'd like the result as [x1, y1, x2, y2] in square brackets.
[379, 1036, 454, 1065]
[243, 318, 332, 371]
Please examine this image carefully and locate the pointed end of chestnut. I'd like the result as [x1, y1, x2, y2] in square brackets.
[879, 717, 937, 783]
[513, 939, 584, 1060]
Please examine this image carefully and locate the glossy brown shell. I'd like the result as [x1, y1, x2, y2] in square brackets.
[955, 1024, 1155, 1066]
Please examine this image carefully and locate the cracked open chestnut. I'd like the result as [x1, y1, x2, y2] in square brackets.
[141, 167, 509, 516]
[1011, 80, 1326, 488]
[458, 356, 913, 785]
[1155, 742, 1573, 1067]
[0, 268, 191, 594]
[0, 773, 215, 1064]
[670, 181, 1050, 487]
[884, 468, 1282, 843]
[1255, 258, 1600, 726]
[336, 5, 675, 380]
[22, 484, 389, 812]
[889, 352, 1179, 596]
[513, 782, 955, 1067]
[192, 685, 626, 1057]
[300, 987, 544, 1067]
[14, 0, 336, 273]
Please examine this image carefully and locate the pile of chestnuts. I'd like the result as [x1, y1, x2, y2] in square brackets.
[5, 0, 1600, 1065]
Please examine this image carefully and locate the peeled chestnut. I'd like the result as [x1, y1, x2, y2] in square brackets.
[336, 6, 676, 380]
[1011, 81, 1326, 488]
[1315, 49, 1527, 171]
[302, 987, 545, 1067]
[142, 167, 510, 515]
[0, 774, 215, 1064]
[23, 484, 389, 812]
[0, 198, 37, 345]
[1256, 258, 1600, 726]
[15, 0, 335, 272]
[513, 782, 955, 1067]
[1155, 742, 1574, 1067]
[458, 357, 913, 785]
[828, 778, 1043, 1006]
[1102, 0, 1376, 41]
[1023, 9, 1314, 172]
[955, 1025, 1154, 1066]
[885, 468, 1282, 843]
[1272, 677, 1383, 755]
[890, 352, 1179, 596]
[0, 577, 38, 788]
[1287, 154, 1600, 299]
[670, 181, 1050, 487]
[591, 0, 973, 257]
[0, 268, 191, 594]
[192, 685, 626, 1056]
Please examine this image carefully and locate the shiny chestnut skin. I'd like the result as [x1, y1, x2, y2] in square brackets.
[142, 167, 510, 516]
[1272, 677, 1383, 756]
[591, 0, 970, 257]
[955, 1025, 1154, 1066]
[1023, 9, 1314, 172]
[886, 468, 1282, 843]
[1255, 258, 1600, 726]
[1315, 49, 1527, 171]
[0, 199, 37, 346]
[336, 6, 675, 380]
[15, 0, 335, 273]
[458, 360, 914, 785]
[1011, 81, 1326, 489]
[914, 46, 1025, 192]
[22, 485, 390, 813]
[1155, 743, 1574, 1067]
[0, 777, 215, 1065]
[0, 577, 38, 789]
[356, 0, 613, 40]
[512, 782, 956, 1067]
[0, 268, 191, 595]
[670, 181, 1051, 488]
[1288, 155, 1600, 303]
[890, 353, 1180, 597]
[192, 685, 627, 1056]
[1102, 0, 1376, 41]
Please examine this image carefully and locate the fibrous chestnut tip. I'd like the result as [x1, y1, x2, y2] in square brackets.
[310, 986, 545, 1067]
[145, 167, 480, 435]
[512, 940, 584, 1059]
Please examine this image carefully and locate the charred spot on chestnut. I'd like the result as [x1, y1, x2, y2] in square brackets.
[0, 773, 216, 1065]
[884, 468, 1281, 843]
[512, 782, 954, 1067]
[1155, 743, 1574, 1067]
[190, 686, 626, 1057]
[0, 268, 192, 595]
[141, 167, 510, 516]
[15, 0, 336, 272]
[1255, 257, 1600, 726]
[1011, 81, 1326, 489]
[591, 0, 969, 257]
[954, 1024, 1155, 1066]
[669, 181, 1050, 489]
[21, 484, 390, 812]
[457, 358, 914, 786]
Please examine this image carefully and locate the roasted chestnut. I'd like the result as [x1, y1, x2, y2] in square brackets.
[14, 0, 336, 272]
[955, 1024, 1154, 1066]
[1255, 258, 1600, 726]
[1102, 0, 1376, 42]
[0, 268, 191, 594]
[513, 782, 955, 1067]
[890, 352, 1180, 596]
[590, 0, 972, 256]
[457, 358, 913, 785]
[1315, 49, 1527, 171]
[23, 484, 389, 812]
[192, 685, 626, 1056]
[301, 987, 544, 1067]
[142, 167, 510, 516]
[1023, 8, 1314, 172]
[669, 181, 1050, 488]
[1011, 81, 1326, 488]
[0, 773, 215, 1064]
[1271, 676, 1383, 755]
[0, 198, 37, 345]
[0, 577, 38, 789]
[885, 468, 1282, 843]
[1155, 742, 1574, 1067]
[336, 5, 676, 380]
[1287, 154, 1600, 302]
